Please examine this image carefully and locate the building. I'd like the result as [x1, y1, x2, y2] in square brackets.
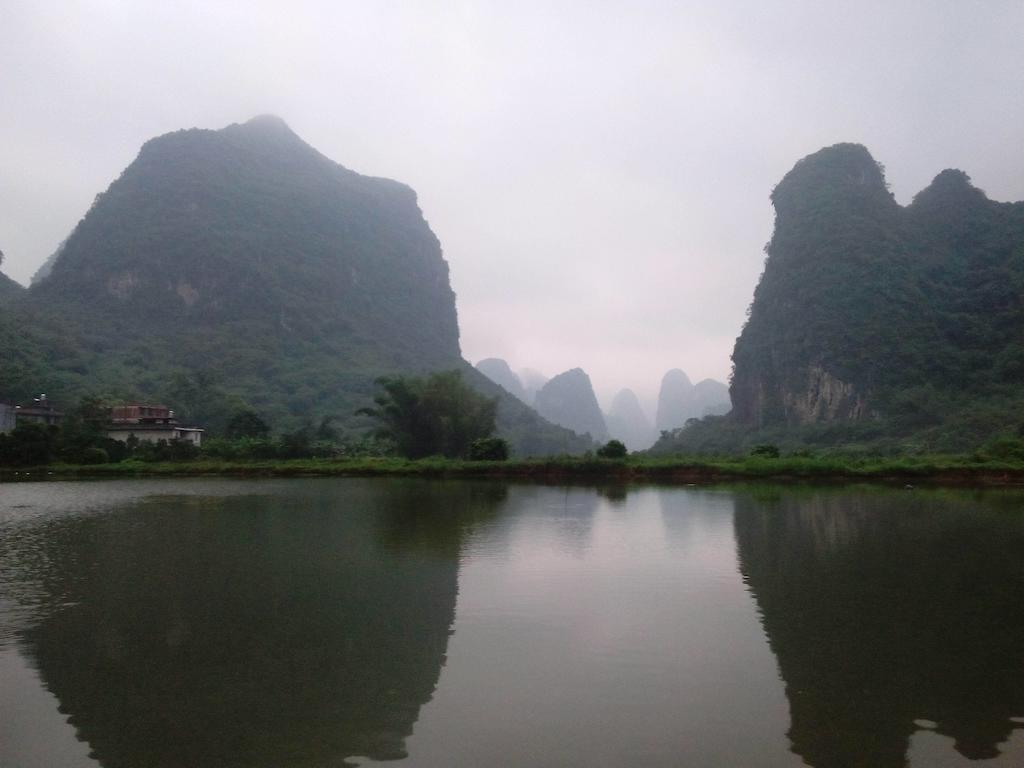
[106, 404, 204, 446]
[0, 402, 15, 434]
[16, 394, 64, 426]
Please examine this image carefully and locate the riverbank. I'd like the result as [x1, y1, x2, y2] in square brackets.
[5, 454, 1024, 485]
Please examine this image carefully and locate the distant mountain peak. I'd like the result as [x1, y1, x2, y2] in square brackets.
[911, 168, 988, 210]
[534, 368, 607, 441]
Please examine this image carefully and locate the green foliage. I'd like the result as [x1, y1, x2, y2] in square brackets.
[0, 117, 592, 456]
[359, 371, 497, 459]
[750, 444, 780, 459]
[469, 437, 510, 461]
[225, 409, 271, 439]
[685, 144, 1024, 454]
[0, 422, 58, 466]
[976, 436, 1024, 462]
[596, 439, 628, 459]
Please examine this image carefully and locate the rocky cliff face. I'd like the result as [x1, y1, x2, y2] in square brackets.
[730, 142, 1024, 432]
[534, 368, 608, 441]
[605, 388, 655, 450]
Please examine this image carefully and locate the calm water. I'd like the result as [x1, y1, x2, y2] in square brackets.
[1, 479, 1023, 767]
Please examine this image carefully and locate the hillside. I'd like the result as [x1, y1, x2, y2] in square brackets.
[0, 252, 25, 302]
[4, 117, 590, 454]
[655, 143, 1024, 454]
[475, 357, 528, 403]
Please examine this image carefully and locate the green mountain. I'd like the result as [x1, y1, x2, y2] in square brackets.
[3, 117, 589, 454]
[656, 143, 1024, 453]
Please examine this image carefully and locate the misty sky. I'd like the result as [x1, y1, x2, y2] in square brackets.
[3, 1, 1023, 413]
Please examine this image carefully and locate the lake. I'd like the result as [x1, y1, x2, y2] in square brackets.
[1, 478, 1022, 767]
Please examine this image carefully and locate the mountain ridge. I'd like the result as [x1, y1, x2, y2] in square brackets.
[2, 117, 591, 455]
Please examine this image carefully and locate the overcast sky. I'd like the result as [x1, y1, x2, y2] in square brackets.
[3, 1, 1023, 413]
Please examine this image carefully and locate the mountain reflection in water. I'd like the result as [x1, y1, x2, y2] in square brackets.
[734, 488, 1024, 767]
[9, 480, 507, 768]
[2, 480, 1023, 767]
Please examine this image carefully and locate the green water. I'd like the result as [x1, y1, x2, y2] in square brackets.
[1, 479, 1022, 767]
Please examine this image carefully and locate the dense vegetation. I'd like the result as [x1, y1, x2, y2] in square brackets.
[358, 371, 505, 459]
[0, 117, 590, 456]
[656, 144, 1024, 455]
[0, 251, 24, 301]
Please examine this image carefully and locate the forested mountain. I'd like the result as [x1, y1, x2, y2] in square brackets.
[534, 368, 608, 442]
[0, 252, 25, 301]
[656, 143, 1024, 453]
[1, 117, 589, 454]
[605, 388, 655, 450]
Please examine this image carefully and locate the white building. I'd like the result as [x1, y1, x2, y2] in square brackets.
[106, 404, 204, 446]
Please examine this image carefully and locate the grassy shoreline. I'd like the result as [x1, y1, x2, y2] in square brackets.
[5, 455, 1024, 486]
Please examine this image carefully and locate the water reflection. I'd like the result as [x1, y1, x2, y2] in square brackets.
[734, 488, 1024, 767]
[6, 480, 507, 768]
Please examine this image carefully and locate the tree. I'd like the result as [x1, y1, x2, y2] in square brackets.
[469, 437, 510, 461]
[359, 371, 498, 458]
[596, 439, 628, 459]
[0, 422, 58, 466]
[225, 409, 271, 439]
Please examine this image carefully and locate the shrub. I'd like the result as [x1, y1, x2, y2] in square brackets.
[469, 437, 510, 461]
[750, 444, 781, 458]
[78, 446, 110, 465]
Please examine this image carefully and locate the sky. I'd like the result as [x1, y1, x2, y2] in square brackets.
[3, 1, 1024, 414]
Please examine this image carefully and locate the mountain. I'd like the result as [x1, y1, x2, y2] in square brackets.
[654, 369, 728, 432]
[2, 117, 590, 455]
[29, 240, 65, 285]
[655, 369, 694, 432]
[534, 368, 608, 442]
[605, 388, 655, 450]
[0, 251, 25, 301]
[657, 143, 1024, 453]
[475, 358, 528, 402]
[519, 368, 548, 404]
[692, 378, 730, 418]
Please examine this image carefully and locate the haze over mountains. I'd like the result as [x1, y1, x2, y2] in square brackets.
[474, 358, 729, 450]
[0, 117, 589, 455]
[4, 116, 1023, 456]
